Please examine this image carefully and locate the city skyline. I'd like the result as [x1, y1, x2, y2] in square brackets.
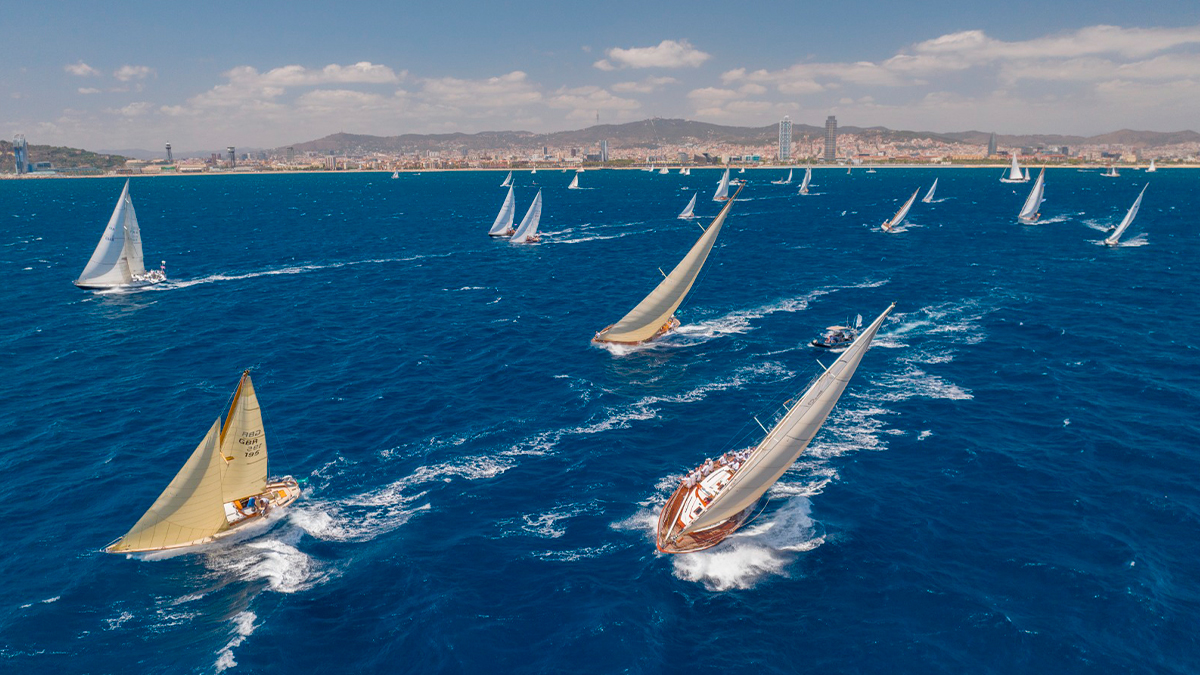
[3, 1, 1200, 149]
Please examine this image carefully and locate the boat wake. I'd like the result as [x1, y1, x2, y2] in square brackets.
[128, 255, 443, 292]
[1094, 233, 1148, 247]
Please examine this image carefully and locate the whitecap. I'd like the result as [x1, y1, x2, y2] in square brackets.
[214, 611, 256, 673]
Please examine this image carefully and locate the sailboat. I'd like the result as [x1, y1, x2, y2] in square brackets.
[713, 169, 731, 201]
[738, 167, 745, 174]
[881, 189, 920, 232]
[921, 178, 938, 203]
[1146, 160, 1157, 173]
[771, 169, 793, 185]
[678, 167, 687, 175]
[594, 184, 742, 345]
[510, 190, 543, 244]
[1102, 165, 1120, 178]
[659, 167, 669, 175]
[798, 167, 812, 195]
[576, 167, 585, 173]
[656, 304, 895, 553]
[104, 371, 300, 554]
[1024, 167, 1031, 181]
[74, 180, 166, 290]
[1104, 184, 1147, 246]
[678, 193, 698, 220]
[1017, 168, 1046, 224]
[500, 171, 513, 187]
[391, 171, 399, 179]
[846, 166, 851, 175]
[1000, 153, 1026, 183]
[568, 174, 580, 190]
[488, 185, 517, 237]
[866, 167, 877, 174]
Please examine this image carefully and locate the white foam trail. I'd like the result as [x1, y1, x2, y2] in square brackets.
[139, 254, 444, 292]
[203, 526, 326, 594]
[214, 611, 256, 673]
[534, 543, 620, 562]
[874, 366, 973, 401]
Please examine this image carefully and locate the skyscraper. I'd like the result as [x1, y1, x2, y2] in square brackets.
[599, 140, 609, 163]
[777, 116, 792, 162]
[823, 116, 838, 162]
[13, 135, 29, 175]
[986, 132, 997, 156]
[227, 146, 235, 168]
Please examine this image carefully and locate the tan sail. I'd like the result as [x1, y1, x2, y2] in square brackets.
[595, 184, 742, 344]
[106, 419, 229, 553]
[219, 372, 269, 503]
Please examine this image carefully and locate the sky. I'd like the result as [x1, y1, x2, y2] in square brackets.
[3, 0, 1200, 151]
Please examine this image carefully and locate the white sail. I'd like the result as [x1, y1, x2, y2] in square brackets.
[798, 167, 812, 195]
[713, 169, 731, 201]
[1147, 160, 1157, 173]
[921, 177, 938, 203]
[488, 186, 516, 235]
[882, 188, 920, 231]
[510, 190, 543, 243]
[122, 194, 147, 276]
[772, 169, 793, 185]
[1007, 153, 1024, 181]
[679, 167, 687, 174]
[219, 373, 269, 504]
[680, 304, 894, 534]
[500, 171, 513, 187]
[1105, 184, 1147, 245]
[1018, 168, 1046, 223]
[659, 167, 669, 175]
[678, 193, 697, 219]
[77, 181, 136, 287]
[595, 188, 739, 343]
[568, 174, 580, 189]
[531, 168, 537, 174]
[1024, 167, 1031, 180]
[391, 171, 399, 179]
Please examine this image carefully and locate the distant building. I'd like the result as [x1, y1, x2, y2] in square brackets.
[778, 116, 792, 162]
[599, 140, 609, 162]
[227, 146, 236, 168]
[165, 143, 173, 164]
[823, 116, 838, 162]
[986, 132, 997, 156]
[13, 135, 29, 174]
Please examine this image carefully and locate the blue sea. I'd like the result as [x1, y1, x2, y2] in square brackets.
[1, 167, 1197, 674]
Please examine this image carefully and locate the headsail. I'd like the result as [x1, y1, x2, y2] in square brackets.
[1018, 168, 1045, 223]
[595, 185, 741, 343]
[219, 372, 269, 504]
[678, 193, 697, 220]
[679, 304, 895, 535]
[713, 169, 731, 201]
[1105, 184, 1147, 245]
[510, 190, 543, 243]
[882, 189, 920, 231]
[922, 178, 938, 203]
[798, 167, 812, 195]
[77, 181, 135, 287]
[488, 186, 517, 236]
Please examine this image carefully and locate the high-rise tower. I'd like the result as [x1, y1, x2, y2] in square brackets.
[986, 132, 997, 156]
[13, 135, 29, 175]
[227, 146, 236, 168]
[165, 143, 173, 164]
[823, 116, 838, 162]
[778, 116, 792, 162]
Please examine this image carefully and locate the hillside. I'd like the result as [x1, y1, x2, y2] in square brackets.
[0, 141, 127, 173]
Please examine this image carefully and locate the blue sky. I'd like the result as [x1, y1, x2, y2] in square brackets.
[3, 0, 1200, 150]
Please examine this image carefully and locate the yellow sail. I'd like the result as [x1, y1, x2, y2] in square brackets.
[595, 185, 740, 343]
[219, 372, 269, 504]
[106, 419, 228, 553]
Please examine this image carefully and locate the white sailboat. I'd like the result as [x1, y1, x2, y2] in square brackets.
[531, 168, 537, 174]
[656, 304, 895, 553]
[1000, 153, 1026, 183]
[500, 171, 513, 187]
[568, 174, 580, 190]
[1102, 165, 1120, 178]
[678, 193, 698, 220]
[1024, 167, 1031, 181]
[683, 167, 691, 175]
[74, 180, 166, 290]
[881, 189, 920, 232]
[713, 169, 731, 201]
[771, 169, 793, 185]
[659, 167, 669, 175]
[391, 171, 399, 179]
[1104, 184, 1147, 246]
[738, 167, 745, 174]
[1146, 160, 1157, 173]
[678, 167, 687, 175]
[510, 190, 543, 244]
[488, 185, 517, 237]
[921, 178, 938, 203]
[1017, 168, 1046, 224]
[105, 371, 300, 554]
[798, 167, 812, 195]
[595, 185, 742, 345]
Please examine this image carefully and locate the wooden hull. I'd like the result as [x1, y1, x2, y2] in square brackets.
[656, 482, 753, 554]
[593, 317, 680, 345]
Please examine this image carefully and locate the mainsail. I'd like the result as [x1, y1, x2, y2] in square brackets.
[678, 193, 697, 220]
[488, 186, 516, 236]
[76, 181, 147, 287]
[713, 169, 731, 201]
[568, 174, 580, 189]
[882, 188, 920, 231]
[1006, 153, 1024, 181]
[500, 171, 513, 187]
[798, 167, 812, 195]
[922, 178, 938, 203]
[510, 190, 543, 243]
[1147, 160, 1157, 173]
[1104, 184, 1147, 245]
[595, 185, 741, 343]
[1018, 168, 1045, 223]
[678, 304, 894, 535]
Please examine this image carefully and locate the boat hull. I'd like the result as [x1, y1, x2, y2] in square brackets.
[656, 483, 753, 554]
[73, 278, 166, 291]
[593, 316, 680, 345]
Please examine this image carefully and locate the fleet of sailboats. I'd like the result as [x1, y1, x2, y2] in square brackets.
[1017, 168, 1046, 224]
[798, 167, 812, 195]
[678, 193, 698, 220]
[881, 188, 920, 232]
[105, 371, 300, 554]
[656, 304, 895, 553]
[74, 180, 166, 290]
[510, 190, 544, 244]
[1104, 185, 1148, 246]
[921, 178, 938, 203]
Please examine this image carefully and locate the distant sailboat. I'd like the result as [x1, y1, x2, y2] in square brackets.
[391, 171, 399, 179]
[656, 304, 895, 553]
[1000, 153, 1026, 183]
[74, 180, 166, 290]
[510, 190, 543, 244]
[738, 167, 745, 174]
[678, 167, 687, 175]
[1103, 165, 1120, 178]
[1104, 184, 1147, 246]
[678, 193, 698, 220]
[1017, 168, 1046, 224]
[104, 371, 300, 554]
[881, 189, 920, 232]
[500, 171, 513, 187]
[866, 167, 877, 174]
[594, 184, 743, 345]
[1024, 167, 1031, 180]
[659, 167, 669, 175]
[568, 173, 580, 189]
[488, 185, 517, 237]
[1146, 160, 1157, 173]
[683, 168, 691, 175]
[846, 166, 851, 175]
[798, 167, 812, 195]
[713, 169, 731, 201]
[576, 167, 585, 173]
[921, 178, 938, 203]
[771, 169, 793, 185]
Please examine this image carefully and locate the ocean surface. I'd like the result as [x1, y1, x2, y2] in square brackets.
[1, 167, 1197, 674]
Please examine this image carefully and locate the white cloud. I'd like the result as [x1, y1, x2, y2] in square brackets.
[114, 65, 155, 81]
[106, 101, 153, 117]
[77, 87, 101, 95]
[611, 76, 679, 93]
[65, 61, 101, 77]
[594, 39, 710, 70]
[420, 71, 541, 107]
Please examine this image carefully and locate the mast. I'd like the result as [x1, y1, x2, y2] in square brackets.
[1105, 184, 1147, 245]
